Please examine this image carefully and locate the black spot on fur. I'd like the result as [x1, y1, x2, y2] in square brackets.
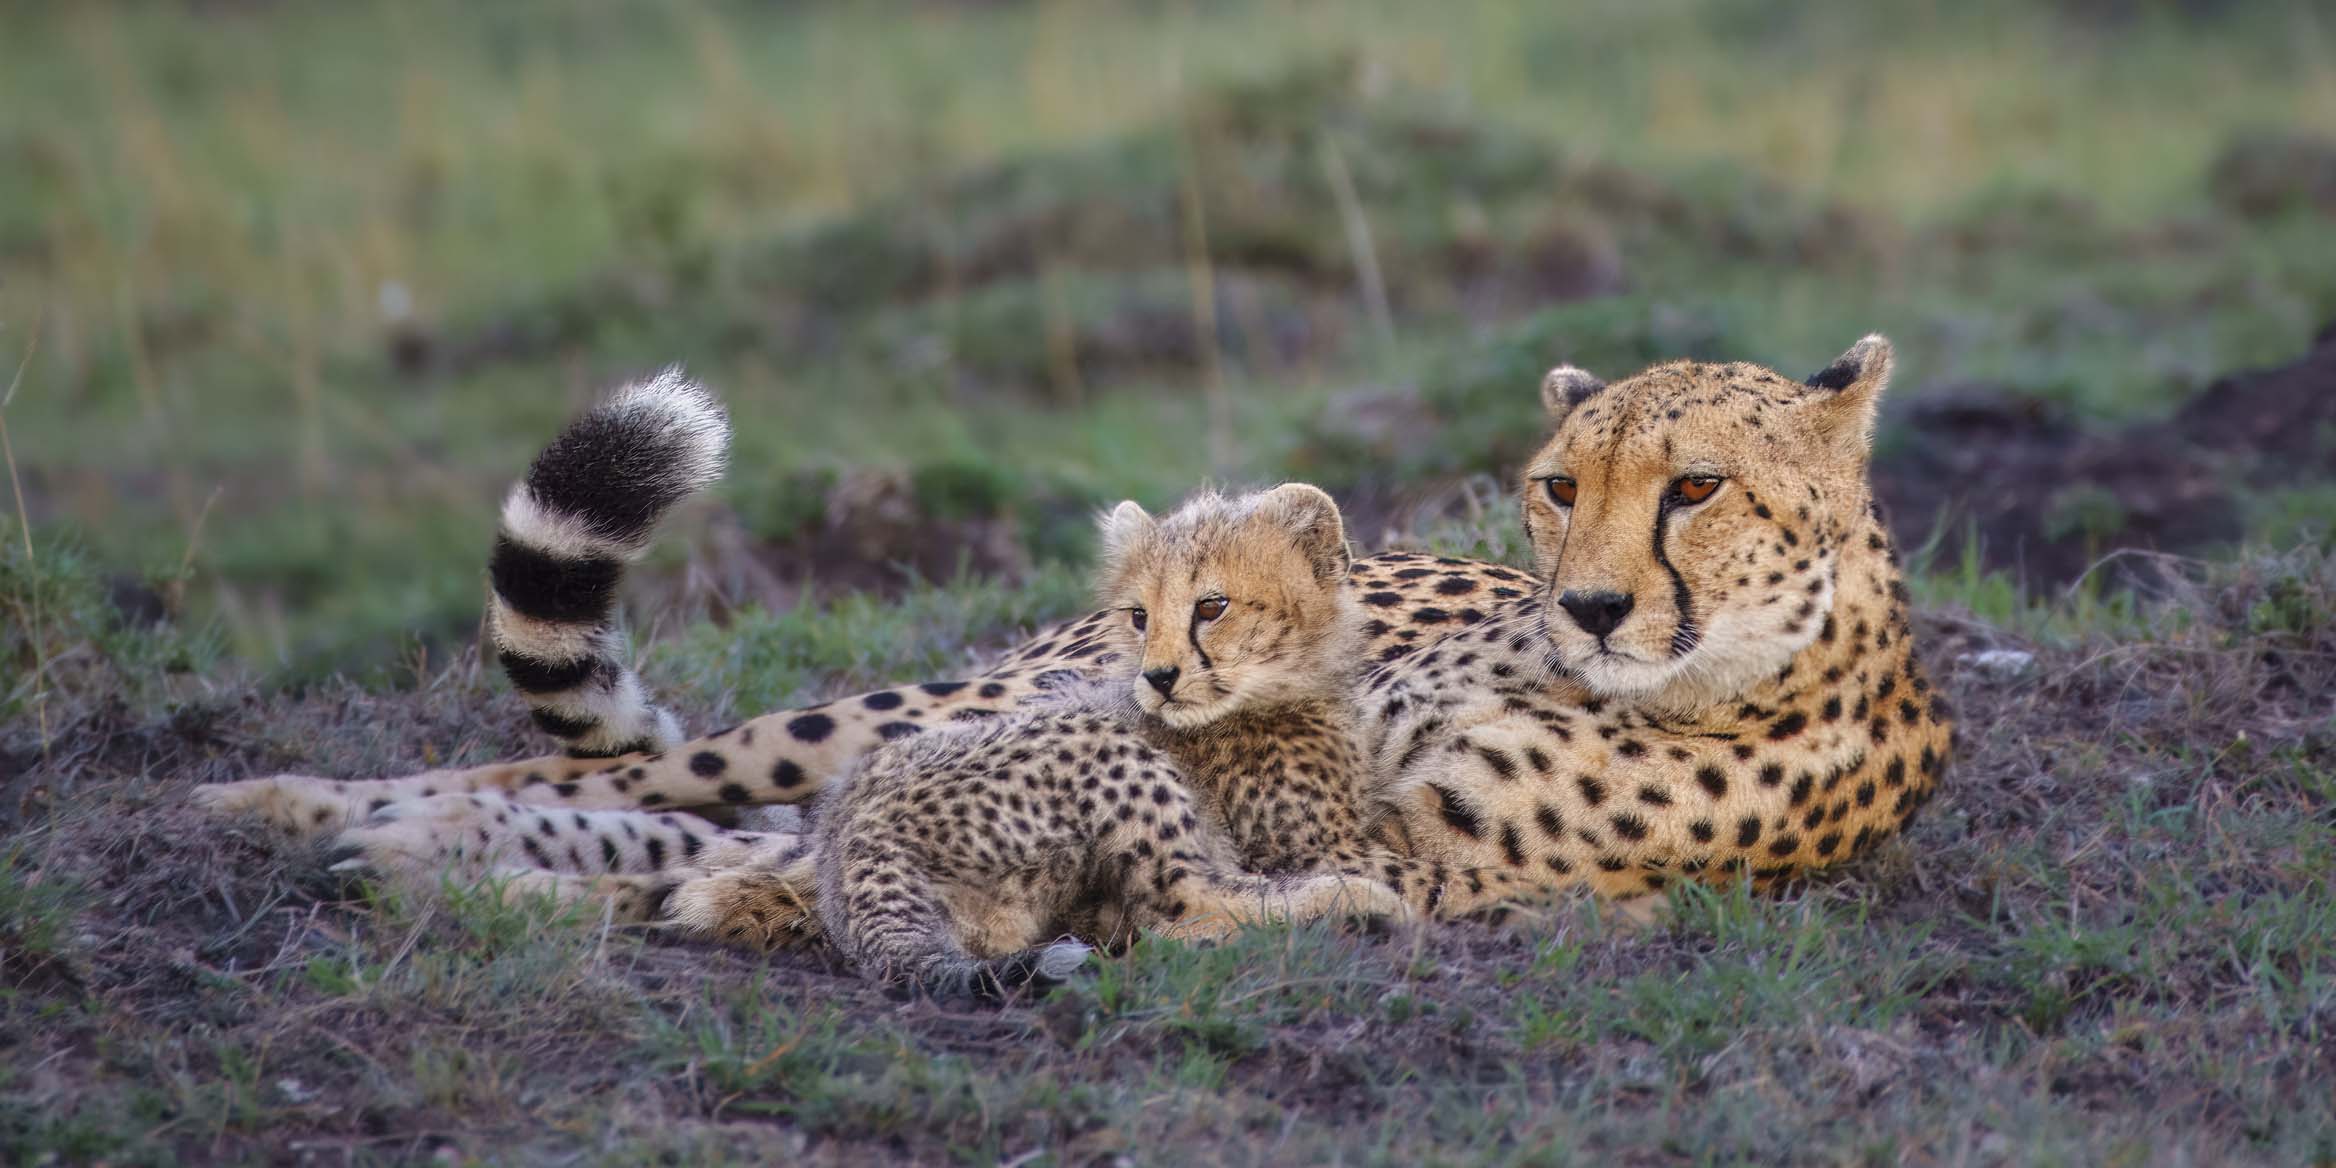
[1695, 766, 1728, 799]
[1431, 785, 1482, 839]
[688, 751, 727, 777]
[787, 713, 836, 743]
[1534, 804, 1564, 839]
[1500, 823, 1526, 866]
[1788, 772, 1815, 807]
[1476, 747, 1520, 781]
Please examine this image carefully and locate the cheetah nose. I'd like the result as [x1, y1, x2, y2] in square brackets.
[1142, 666, 1181, 697]
[1557, 590, 1635, 638]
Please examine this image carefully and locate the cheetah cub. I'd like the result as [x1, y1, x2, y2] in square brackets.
[807, 484, 1407, 998]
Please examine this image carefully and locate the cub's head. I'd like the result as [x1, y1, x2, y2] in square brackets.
[1096, 483, 1357, 729]
[1521, 335, 1895, 706]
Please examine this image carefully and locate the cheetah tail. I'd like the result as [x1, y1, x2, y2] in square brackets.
[487, 369, 729, 757]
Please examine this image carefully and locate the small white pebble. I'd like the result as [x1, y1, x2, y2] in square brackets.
[1958, 648, 2036, 680]
[376, 280, 413, 322]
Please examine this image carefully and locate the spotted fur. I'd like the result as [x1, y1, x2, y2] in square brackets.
[753, 486, 1416, 995]
[202, 337, 1950, 938]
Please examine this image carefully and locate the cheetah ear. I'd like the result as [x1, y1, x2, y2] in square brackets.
[1096, 500, 1156, 575]
[1802, 334, 1894, 459]
[1255, 482, 1352, 584]
[1539, 365, 1606, 423]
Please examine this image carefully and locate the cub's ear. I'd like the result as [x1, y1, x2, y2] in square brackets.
[1540, 365, 1606, 423]
[1802, 334, 1894, 459]
[1096, 500, 1156, 574]
[1254, 482, 1352, 584]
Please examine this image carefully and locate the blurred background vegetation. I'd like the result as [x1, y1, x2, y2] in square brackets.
[4, 0, 2334, 691]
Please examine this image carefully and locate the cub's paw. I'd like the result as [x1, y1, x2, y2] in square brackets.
[974, 940, 1094, 1002]
[660, 869, 824, 951]
[324, 793, 518, 881]
[195, 774, 369, 837]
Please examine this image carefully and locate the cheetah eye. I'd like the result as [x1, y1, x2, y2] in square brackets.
[1670, 475, 1723, 505]
[1194, 596, 1229, 621]
[1129, 607, 1148, 632]
[1543, 477, 1578, 508]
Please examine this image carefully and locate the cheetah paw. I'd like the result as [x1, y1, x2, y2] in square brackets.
[195, 774, 367, 838]
[659, 868, 825, 951]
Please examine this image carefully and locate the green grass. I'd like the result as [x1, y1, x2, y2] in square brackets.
[5, 3, 2336, 1163]
[650, 561, 1096, 717]
[2, 595, 2332, 1160]
[6, 1, 2336, 675]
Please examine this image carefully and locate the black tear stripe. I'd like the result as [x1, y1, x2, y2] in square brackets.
[1186, 610, 1214, 673]
[1652, 497, 1698, 657]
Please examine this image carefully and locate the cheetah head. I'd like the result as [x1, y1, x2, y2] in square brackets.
[1096, 483, 1359, 729]
[1520, 335, 1894, 709]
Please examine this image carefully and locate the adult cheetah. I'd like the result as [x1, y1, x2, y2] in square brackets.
[201, 335, 1950, 927]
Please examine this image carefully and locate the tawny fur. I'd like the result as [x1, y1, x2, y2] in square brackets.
[202, 336, 1951, 944]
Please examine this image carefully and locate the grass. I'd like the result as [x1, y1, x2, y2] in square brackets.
[3, 509, 2333, 1162]
[7, 1, 2336, 1163]
[7, 1, 2336, 673]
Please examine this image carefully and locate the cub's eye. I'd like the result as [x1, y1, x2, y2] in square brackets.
[1129, 607, 1148, 632]
[1194, 596, 1229, 621]
[1544, 477, 1578, 508]
[1670, 475, 1723, 505]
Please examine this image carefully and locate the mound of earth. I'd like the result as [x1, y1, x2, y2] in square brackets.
[1873, 321, 2336, 586]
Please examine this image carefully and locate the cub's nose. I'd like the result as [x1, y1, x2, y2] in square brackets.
[1556, 590, 1635, 638]
[1142, 665, 1182, 697]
